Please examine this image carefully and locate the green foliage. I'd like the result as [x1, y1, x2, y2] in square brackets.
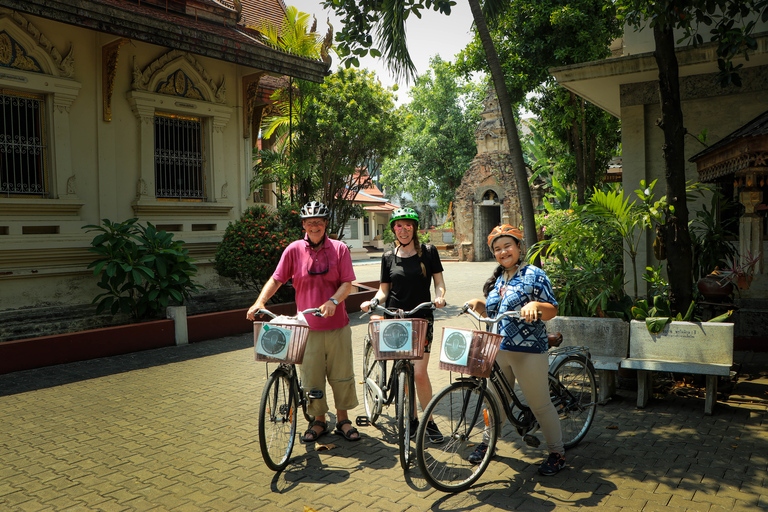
[292, 68, 401, 236]
[530, 208, 627, 318]
[380, 56, 484, 212]
[689, 190, 738, 281]
[83, 219, 203, 320]
[525, 86, 621, 199]
[455, 0, 622, 104]
[213, 206, 302, 299]
[579, 186, 646, 298]
[618, 0, 768, 87]
[321, 0, 455, 81]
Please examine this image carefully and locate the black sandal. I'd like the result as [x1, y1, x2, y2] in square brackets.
[302, 420, 328, 443]
[333, 419, 361, 441]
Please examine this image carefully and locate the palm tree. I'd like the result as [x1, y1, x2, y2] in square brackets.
[251, 6, 331, 204]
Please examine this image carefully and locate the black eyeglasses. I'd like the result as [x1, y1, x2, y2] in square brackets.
[308, 249, 329, 275]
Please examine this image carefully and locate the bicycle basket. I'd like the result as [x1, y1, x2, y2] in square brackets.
[438, 327, 503, 378]
[254, 322, 310, 364]
[369, 318, 428, 361]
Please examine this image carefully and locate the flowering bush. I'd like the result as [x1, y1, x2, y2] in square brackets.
[214, 205, 303, 300]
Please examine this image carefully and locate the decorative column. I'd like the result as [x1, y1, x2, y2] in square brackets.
[739, 173, 764, 274]
[51, 87, 81, 198]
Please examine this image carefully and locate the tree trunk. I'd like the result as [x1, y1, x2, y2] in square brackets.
[653, 24, 693, 315]
[467, 0, 538, 249]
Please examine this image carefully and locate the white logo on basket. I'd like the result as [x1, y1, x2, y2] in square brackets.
[381, 322, 409, 350]
[443, 332, 468, 362]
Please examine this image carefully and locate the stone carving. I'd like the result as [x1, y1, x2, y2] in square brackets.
[102, 38, 128, 122]
[321, 21, 334, 65]
[0, 8, 74, 77]
[66, 175, 76, 195]
[221, 182, 229, 199]
[132, 50, 225, 103]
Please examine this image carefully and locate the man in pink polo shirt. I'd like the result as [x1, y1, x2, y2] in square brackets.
[247, 201, 360, 442]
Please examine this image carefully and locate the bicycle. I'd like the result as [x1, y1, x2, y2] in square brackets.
[361, 301, 436, 470]
[253, 307, 322, 472]
[415, 304, 597, 492]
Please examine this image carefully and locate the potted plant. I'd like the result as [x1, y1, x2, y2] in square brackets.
[717, 251, 761, 290]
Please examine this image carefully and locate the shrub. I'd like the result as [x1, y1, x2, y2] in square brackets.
[83, 218, 203, 319]
[213, 205, 303, 302]
[531, 208, 627, 318]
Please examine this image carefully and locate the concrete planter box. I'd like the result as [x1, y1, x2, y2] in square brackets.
[545, 316, 629, 403]
[0, 281, 378, 375]
[623, 319, 734, 414]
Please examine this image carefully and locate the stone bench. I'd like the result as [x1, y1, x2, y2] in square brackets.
[545, 317, 629, 404]
[623, 320, 734, 415]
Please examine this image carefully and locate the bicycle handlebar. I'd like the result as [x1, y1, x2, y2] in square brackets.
[460, 303, 540, 324]
[363, 300, 436, 319]
[254, 307, 323, 320]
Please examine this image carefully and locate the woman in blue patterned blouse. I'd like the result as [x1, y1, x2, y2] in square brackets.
[466, 224, 565, 476]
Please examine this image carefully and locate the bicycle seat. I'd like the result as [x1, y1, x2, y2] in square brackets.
[547, 333, 563, 348]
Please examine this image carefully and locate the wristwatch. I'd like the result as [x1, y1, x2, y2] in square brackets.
[329, 298, 339, 305]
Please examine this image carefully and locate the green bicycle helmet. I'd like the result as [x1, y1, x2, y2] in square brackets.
[389, 207, 419, 229]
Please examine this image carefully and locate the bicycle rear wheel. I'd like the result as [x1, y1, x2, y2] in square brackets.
[549, 355, 597, 448]
[415, 381, 500, 493]
[362, 337, 385, 424]
[258, 368, 299, 472]
[397, 365, 415, 470]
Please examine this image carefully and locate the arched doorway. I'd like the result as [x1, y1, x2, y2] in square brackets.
[475, 188, 503, 261]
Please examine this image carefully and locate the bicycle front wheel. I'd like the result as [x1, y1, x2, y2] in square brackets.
[397, 365, 415, 470]
[258, 369, 299, 472]
[416, 381, 500, 493]
[549, 355, 597, 448]
[362, 337, 384, 424]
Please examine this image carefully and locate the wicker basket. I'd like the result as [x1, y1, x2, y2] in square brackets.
[369, 318, 428, 361]
[254, 322, 310, 364]
[438, 327, 503, 378]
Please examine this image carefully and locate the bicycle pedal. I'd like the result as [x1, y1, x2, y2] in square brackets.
[523, 434, 540, 448]
[355, 416, 370, 427]
[306, 390, 324, 400]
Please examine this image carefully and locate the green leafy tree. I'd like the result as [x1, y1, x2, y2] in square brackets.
[83, 219, 203, 319]
[455, 0, 622, 204]
[380, 56, 484, 212]
[322, 0, 540, 250]
[291, 68, 401, 237]
[213, 205, 303, 301]
[616, 0, 768, 314]
[526, 86, 621, 202]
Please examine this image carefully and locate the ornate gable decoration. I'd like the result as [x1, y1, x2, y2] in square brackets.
[0, 30, 43, 72]
[0, 9, 74, 77]
[132, 50, 226, 104]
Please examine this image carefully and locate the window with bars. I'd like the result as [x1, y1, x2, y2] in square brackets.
[154, 113, 206, 200]
[0, 89, 48, 197]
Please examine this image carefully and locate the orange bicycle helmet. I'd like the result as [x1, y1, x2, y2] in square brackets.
[487, 224, 524, 249]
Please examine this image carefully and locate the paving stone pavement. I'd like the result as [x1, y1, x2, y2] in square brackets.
[1, 261, 768, 512]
